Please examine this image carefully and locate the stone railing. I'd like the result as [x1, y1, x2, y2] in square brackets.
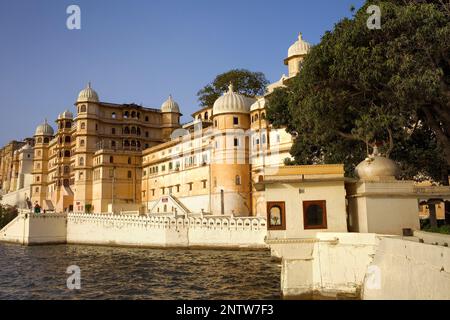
[68, 213, 267, 231]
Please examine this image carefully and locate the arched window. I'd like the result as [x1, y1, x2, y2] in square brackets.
[80, 105, 86, 113]
[198, 115, 202, 120]
[137, 128, 141, 136]
[251, 115, 254, 123]
[255, 114, 259, 121]
[124, 127, 130, 134]
[124, 111, 129, 119]
[64, 166, 70, 174]
[112, 112, 116, 119]
[124, 140, 130, 147]
[261, 112, 266, 119]
[64, 150, 71, 158]
[65, 136, 71, 143]
[44, 137, 49, 144]
[79, 157, 84, 166]
[303, 201, 327, 229]
[111, 140, 116, 148]
[37, 138, 42, 144]
[128, 157, 132, 165]
[80, 139, 85, 147]
[204, 112, 209, 120]
[65, 121, 71, 128]
[63, 179, 70, 187]
[131, 140, 136, 147]
[80, 122, 86, 130]
[59, 137, 63, 144]
[59, 151, 63, 158]
[131, 111, 136, 118]
[145, 116, 149, 122]
[136, 141, 141, 148]
[131, 127, 137, 135]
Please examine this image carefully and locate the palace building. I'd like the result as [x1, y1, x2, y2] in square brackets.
[0, 33, 311, 217]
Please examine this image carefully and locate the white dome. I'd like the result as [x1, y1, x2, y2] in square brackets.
[250, 98, 266, 112]
[213, 84, 255, 116]
[287, 33, 311, 59]
[355, 147, 400, 180]
[20, 144, 32, 151]
[58, 110, 73, 119]
[77, 82, 99, 103]
[35, 120, 54, 136]
[161, 95, 180, 113]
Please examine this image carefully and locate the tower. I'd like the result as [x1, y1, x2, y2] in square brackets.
[73, 83, 100, 212]
[210, 84, 255, 216]
[160, 95, 181, 141]
[31, 120, 54, 208]
[284, 33, 311, 77]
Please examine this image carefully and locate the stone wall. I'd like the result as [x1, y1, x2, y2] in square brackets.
[269, 233, 379, 299]
[0, 212, 67, 245]
[363, 236, 450, 300]
[67, 213, 267, 249]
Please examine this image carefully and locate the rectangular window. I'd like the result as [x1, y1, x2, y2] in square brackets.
[303, 200, 327, 230]
[233, 117, 239, 125]
[127, 171, 132, 179]
[267, 202, 286, 231]
[234, 138, 239, 147]
[202, 180, 207, 189]
[188, 183, 193, 191]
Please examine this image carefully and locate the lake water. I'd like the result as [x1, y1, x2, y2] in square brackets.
[0, 243, 281, 300]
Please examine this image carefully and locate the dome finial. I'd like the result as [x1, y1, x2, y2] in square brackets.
[228, 82, 234, 93]
[372, 145, 380, 157]
[298, 32, 303, 41]
[88, 81, 92, 89]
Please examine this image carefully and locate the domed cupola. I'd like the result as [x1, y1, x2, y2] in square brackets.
[161, 95, 180, 113]
[34, 119, 54, 136]
[77, 82, 99, 103]
[213, 83, 255, 117]
[58, 110, 74, 120]
[286, 33, 311, 60]
[355, 146, 400, 181]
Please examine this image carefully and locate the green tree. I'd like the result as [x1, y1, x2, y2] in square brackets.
[267, 0, 450, 182]
[197, 69, 269, 107]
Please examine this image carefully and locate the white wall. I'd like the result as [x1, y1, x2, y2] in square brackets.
[0, 212, 67, 245]
[270, 233, 379, 298]
[267, 181, 348, 240]
[67, 213, 267, 249]
[0, 187, 31, 208]
[363, 237, 450, 300]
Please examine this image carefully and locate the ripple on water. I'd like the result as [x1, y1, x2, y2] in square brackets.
[0, 244, 281, 300]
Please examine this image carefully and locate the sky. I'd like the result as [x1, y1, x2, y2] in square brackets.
[0, 0, 365, 146]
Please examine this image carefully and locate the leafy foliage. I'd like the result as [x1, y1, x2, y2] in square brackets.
[197, 69, 269, 107]
[267, 0, 450, 181]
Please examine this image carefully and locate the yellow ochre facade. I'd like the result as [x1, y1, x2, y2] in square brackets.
[0, 33, 310, 216]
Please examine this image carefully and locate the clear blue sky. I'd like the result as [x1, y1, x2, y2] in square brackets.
[0, 0, 364, 146]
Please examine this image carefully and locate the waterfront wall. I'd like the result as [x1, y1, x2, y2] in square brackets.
[66, 213, 267, 249]
[0, 212, 67, 245]
[363, 236, 450, 300]
[269, 233, 380, 299]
